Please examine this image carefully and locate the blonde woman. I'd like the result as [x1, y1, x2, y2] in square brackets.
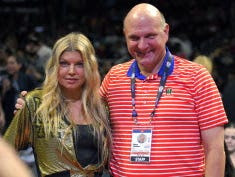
[4, 32, 112, 177]
[193, 55, 213, 74]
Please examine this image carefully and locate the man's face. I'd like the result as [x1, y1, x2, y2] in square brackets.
[124, 15, 169, 71]
[6, 56, 21, 75]
[25, 42, 37, 54]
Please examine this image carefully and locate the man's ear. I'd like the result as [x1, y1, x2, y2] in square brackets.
[164, 23, 169, 35]
[163, 24, 169, 41]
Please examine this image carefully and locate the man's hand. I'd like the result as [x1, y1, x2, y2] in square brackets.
[14, 91, 28, 114]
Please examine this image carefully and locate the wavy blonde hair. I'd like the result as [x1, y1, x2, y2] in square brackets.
[193, 55, 213, 74]
[36, 32, 112, 165]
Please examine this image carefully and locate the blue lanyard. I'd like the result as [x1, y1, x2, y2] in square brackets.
[131, 54, 173, 125]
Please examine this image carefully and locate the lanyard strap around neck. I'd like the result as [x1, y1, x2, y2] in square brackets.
[131, 53, 173, 125]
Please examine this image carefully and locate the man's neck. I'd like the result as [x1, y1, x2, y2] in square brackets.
[138, 58, 165, 77]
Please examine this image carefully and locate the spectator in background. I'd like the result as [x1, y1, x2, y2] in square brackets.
[224, 123, 235, 176]
[25, 33, 52, 83]
[193, 55, 213, 74]
[1, 54, 37, 132]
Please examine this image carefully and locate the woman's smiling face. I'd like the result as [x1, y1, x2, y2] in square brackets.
[58, 51, 85, 94]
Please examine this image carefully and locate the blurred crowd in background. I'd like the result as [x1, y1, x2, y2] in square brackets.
[0, 0, 235, 131]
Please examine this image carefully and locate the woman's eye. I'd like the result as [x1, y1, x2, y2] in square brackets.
[59, 61, 69, 67]
[75, 62, 84, 67]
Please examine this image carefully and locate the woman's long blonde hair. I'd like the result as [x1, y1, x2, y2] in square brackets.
[36, 32, 112, 165]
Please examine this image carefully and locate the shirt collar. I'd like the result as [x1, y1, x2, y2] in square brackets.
[127, 47, 174, 80]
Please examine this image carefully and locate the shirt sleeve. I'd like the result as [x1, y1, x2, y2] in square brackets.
[3, 97, 33, 150]
[194, 67, 228, 130]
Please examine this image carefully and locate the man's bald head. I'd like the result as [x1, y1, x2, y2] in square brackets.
[123, 3, 166, 30]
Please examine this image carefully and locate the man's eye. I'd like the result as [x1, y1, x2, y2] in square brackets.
[147, 34, 156, 39]
[129, 36, 139, 41]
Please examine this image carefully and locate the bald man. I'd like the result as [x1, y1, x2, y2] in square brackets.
[100, 3, 227, 177]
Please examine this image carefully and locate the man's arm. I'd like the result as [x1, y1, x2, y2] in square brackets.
[201, 126, 225, 177]
[14, 91, 27, 114]
[0, 137, 33, 177]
